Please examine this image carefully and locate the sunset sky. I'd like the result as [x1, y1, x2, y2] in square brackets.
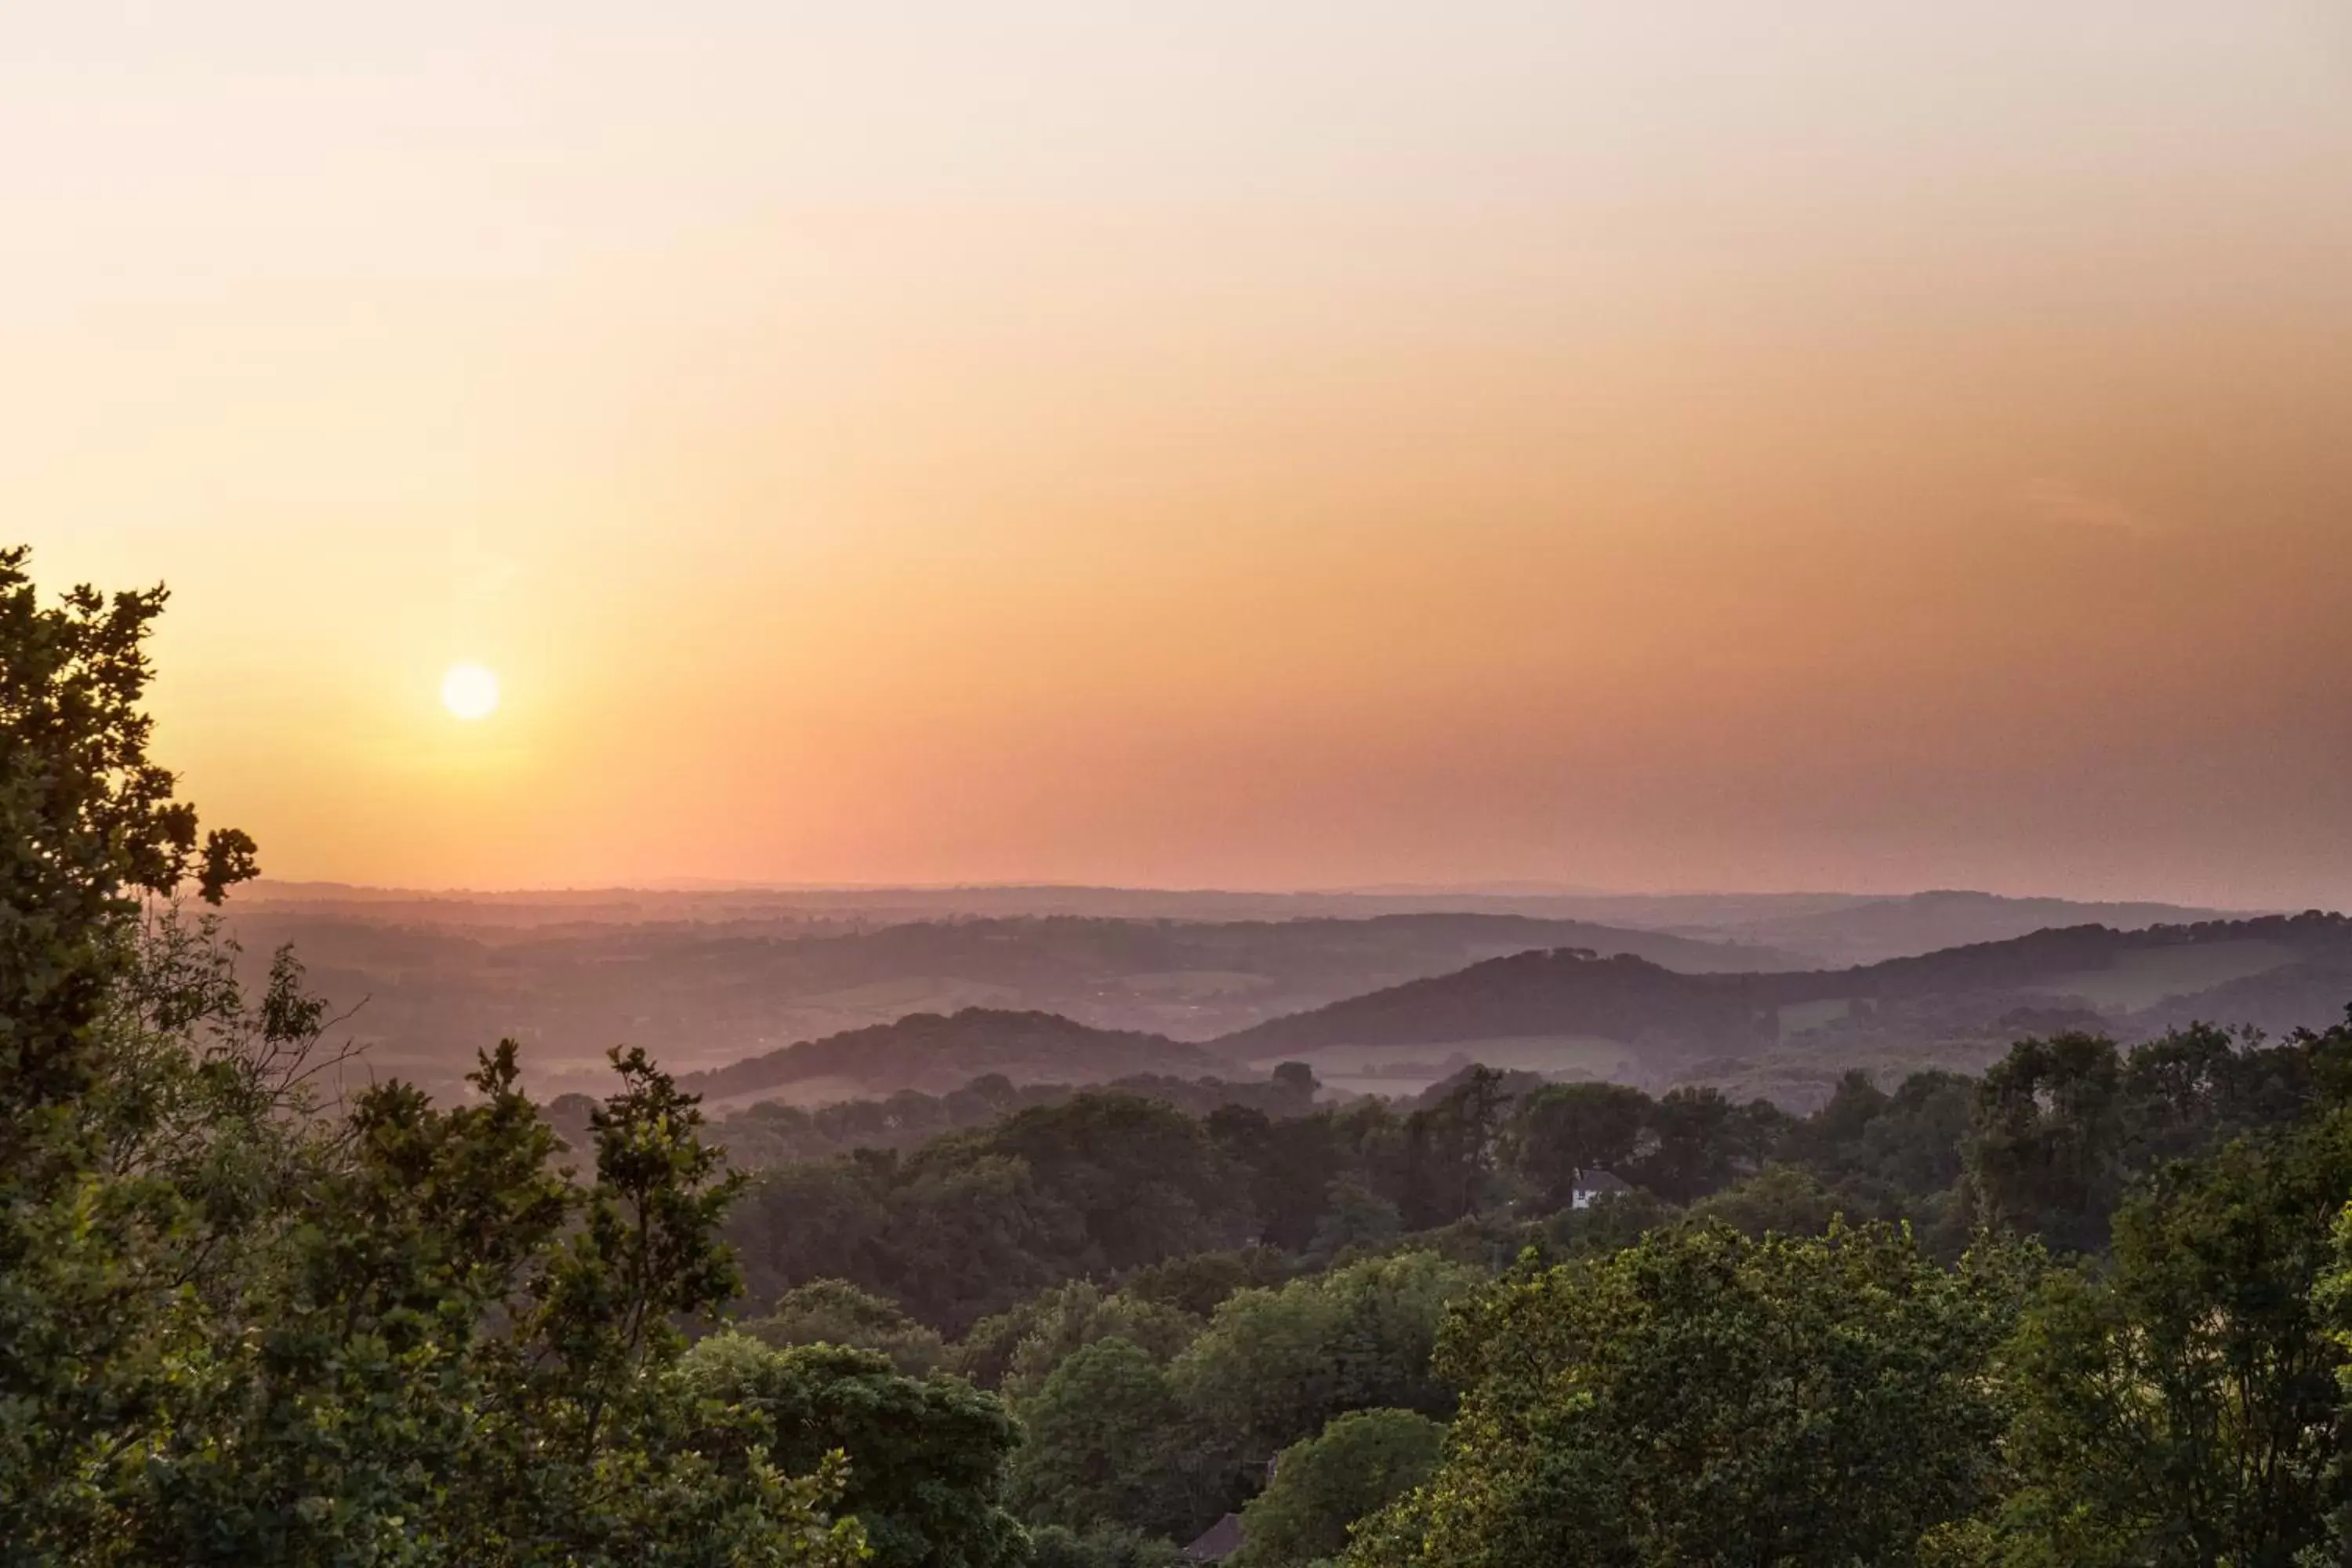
[13, 4, 2351, 906]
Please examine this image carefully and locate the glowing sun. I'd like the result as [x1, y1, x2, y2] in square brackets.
[441, 662, 500, 720]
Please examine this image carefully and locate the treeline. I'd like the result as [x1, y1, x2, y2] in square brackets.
[733, 1014, 2352, 1338]
[724, 1069, 1802, 1330]
[729, 1029, 2314, 1335]
[569, 1062, 1323, 1168]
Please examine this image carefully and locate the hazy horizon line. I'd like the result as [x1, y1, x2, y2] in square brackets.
[227, 876, 2279, 914]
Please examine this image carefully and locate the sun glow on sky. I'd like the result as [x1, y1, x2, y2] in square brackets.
[9, 4, 2352, 906]
[441, 664, 499, 722]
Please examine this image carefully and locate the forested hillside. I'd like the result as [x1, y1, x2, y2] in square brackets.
[650, 1063, 1323, 1169]
[677, 1008, 1239, 1105]
[1214, 913, 2352, 1105]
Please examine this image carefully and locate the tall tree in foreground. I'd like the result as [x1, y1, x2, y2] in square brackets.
[0, 547, 866, 1566]
[0, 546, 271, 1550]
[0, 547, 256, 1124]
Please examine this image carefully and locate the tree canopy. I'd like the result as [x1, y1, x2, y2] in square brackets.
[1234, 1410, 1446, 1568]
[1352, 1222, 2032, 1567]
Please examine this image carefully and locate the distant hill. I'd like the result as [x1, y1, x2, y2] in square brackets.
[676, 1008, 1234, 1106]
[1659, 889, 2249, 967]
[216, 881, 2281, 1102]
[1214, 913, 2352, 1105]
[233, 879, 1856, 927]
[218, 904, 1789, 1097]
[1218, 950, 1776, 1063]
[236, 878, 2241, 956]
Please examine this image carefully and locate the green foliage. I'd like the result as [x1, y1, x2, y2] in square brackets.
[1965, 1022, 2352, 1255]
[0, 553, 271, 1548]
[1306, 1176, 1405, 1265]
[990, 1281, 1203, 1399]
[1539, 1185, 1678, 1258]
[742, 1279, 951, 1375]
[1359, 1221, 2034, 1567]
[1682, 1162, 1842, 1239]
[1396, 1069, 1510, 1229]
[1502, 1081, 1647, 1211]
[6, 931, 871, 1564]
[1171, 1252, 1483, 1463]
[1860, 1069, 1976, 1196]
[1960, 1110, 2352, 1566]
[1965, 1032, 2129, 1252]
[1023, 1525, 1182, 1568]
[731, 1092, 1252, 1332]
[949, 1276, 1203, 1396]
[1778, 1067, 1976, 1253]
[2, 913, 338, 1555]
[1208, 1106, 1350, 1251]
[1001, 1252, 1481, 1548]
[1627, 1084, 1778, 1205]
[1121, 1246, 1293, 1319]
[682, 1334, 1024, 1568]
[972, 1092, 1253, 1273]
[948, 1290, 1069, 1391]
[0, 549, 256, 1120]
[1009, 1338, 1203, 1541]
[1233, 1410, 1446, 1568]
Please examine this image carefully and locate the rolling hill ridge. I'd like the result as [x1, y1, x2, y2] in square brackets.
[630, 913, 2352, 1112]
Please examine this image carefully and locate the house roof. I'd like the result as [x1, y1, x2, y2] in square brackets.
[1180, 1513, 1246, 1563]
[1577, 1169, 1632, 1193]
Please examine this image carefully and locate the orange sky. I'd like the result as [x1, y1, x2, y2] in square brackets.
[13, 5, 2352, 907]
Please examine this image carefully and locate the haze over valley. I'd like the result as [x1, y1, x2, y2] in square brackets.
[220, 880, 2323, 1120]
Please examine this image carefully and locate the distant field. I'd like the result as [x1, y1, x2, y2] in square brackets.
[794, 976, 1023, 1012]
[1112, 970, 1277, 999]
[2028, 940, 2295, 1013]
[1690, 1035, 2022, 1113]
[1251, 1035, 1640, 1098]
[698, 1076, 874, 1115]
[1777, 999, 1851, 1039]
